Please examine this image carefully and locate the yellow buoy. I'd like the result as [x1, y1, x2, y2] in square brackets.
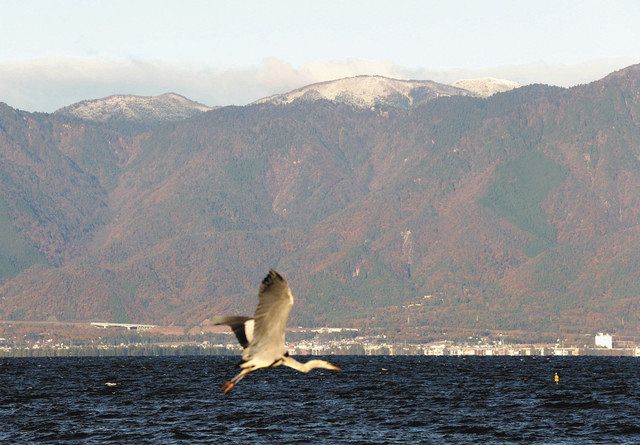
[554, 372, 559, 384]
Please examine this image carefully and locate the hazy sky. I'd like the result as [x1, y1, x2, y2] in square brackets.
[1, 0, 639, 111]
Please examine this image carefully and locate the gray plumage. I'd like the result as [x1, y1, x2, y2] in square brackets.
[213, 269, 340, 394]
[244, 270, 293, 365]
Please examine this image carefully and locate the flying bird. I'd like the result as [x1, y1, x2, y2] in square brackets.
[212, 269, 340, 394]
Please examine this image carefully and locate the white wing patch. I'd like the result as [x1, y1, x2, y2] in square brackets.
[244, 319, 255, 344]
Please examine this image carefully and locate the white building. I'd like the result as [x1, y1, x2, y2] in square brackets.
[90, 322, 156, 331]
[595, 333, 613, 349]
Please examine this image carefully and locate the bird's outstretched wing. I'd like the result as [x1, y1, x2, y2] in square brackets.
[211, 316, 255, 348]
[244, 269, 294, 362]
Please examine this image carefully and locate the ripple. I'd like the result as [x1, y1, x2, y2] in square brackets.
[1, 356, 639, 444]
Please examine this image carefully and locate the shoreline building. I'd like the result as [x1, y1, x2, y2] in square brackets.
[595, 333, 613, 349]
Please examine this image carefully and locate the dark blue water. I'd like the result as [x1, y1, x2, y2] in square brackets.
[1, 356, 639, 444]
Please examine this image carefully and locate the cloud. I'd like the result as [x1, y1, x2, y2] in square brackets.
[410, 57, 640, 87]
[0, 56, 637, 112]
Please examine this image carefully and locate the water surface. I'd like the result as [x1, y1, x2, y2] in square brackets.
[1, 356, 638, 444]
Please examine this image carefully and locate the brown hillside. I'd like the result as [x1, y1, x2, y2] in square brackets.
[1, 65, 639, 335]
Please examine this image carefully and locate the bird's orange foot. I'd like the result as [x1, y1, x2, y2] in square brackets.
[222, 381, 235, 395]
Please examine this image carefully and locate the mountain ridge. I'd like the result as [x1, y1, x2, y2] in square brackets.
[254, 74, 478, 108]
[0, 64, 639, 336]
[55, 92, 214, 133]
[451, 77, 521, 97]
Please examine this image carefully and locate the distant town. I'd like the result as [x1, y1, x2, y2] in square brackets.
[0, 320, 638, 358]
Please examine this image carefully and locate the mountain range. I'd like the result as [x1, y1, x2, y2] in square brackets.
[0, 68, 639, 336]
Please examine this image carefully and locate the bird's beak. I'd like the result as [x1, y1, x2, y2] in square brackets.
[330, 364, 341, 371]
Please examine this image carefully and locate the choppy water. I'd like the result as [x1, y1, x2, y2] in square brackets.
[1, 356, 639, 444]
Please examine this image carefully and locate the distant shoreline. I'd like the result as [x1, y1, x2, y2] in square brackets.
[1, 345, 638, 358]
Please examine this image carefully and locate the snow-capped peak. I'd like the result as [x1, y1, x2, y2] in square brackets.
[451, 77, 521, 97]
[254, 75, 476, 109]
[55, 93, 213, 126]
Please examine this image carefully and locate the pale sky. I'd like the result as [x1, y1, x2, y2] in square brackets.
[1, 0, 639, 111]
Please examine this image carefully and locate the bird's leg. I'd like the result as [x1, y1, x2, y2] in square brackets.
[222, 368, 251, 395]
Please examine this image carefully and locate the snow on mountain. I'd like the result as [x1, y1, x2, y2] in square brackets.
[451, 77, 521, 97]
[55, 93, 213, 127]
[254, 75, 477, 108]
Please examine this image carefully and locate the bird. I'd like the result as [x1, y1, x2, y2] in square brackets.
[212, 269, 341, 394]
